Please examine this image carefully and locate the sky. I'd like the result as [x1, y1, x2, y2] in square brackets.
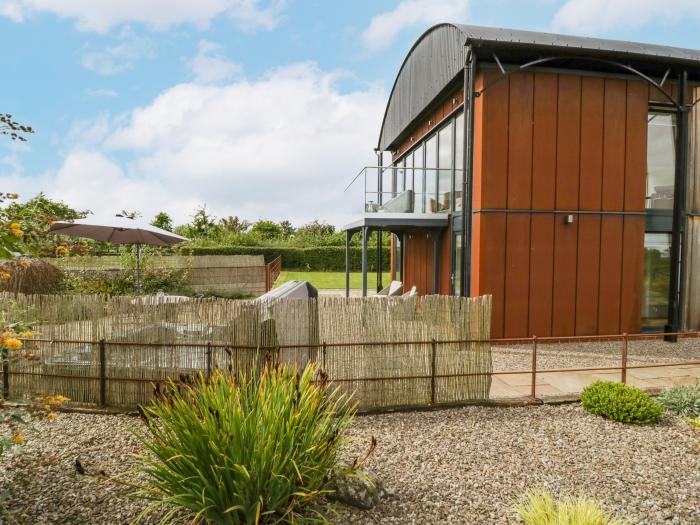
[1, 0, 700, 228]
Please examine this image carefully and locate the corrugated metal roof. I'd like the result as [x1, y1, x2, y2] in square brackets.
[378, 24, 700, 151]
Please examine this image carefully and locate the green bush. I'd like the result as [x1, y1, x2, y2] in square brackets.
[64, 268, 189, 296]
[135, 364, 356, 524]
[581, 381, 663, 425]
[181, 245, 391, 272]
[516, 491, 630, 525]
[657, 382, 700, 418]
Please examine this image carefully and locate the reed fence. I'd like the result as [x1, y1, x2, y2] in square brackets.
[0, 293, 492, 411]
[51, 255, 267, 295]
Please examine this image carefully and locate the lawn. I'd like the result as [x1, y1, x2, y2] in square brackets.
[275, 270, 391, 290]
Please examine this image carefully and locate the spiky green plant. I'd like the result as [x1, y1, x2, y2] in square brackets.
[134, 364, 356, 524]
[657, 382, 700, 418]
[516, 491, 631, 525]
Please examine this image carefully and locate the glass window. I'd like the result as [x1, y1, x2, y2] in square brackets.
[438, 122, 453, 212]
[454, 113, 464, 212]
[414, 144, 424, 213]
[425, 135, 437, 213]
[397, 158, 405, 195]
[646, 112, 676, 210]
[380, 166, 392, 206]
[405, 152, 414, 193]
[642, 233, 672, 328]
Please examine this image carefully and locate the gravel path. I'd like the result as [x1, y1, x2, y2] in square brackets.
[1, 404, 698, 525]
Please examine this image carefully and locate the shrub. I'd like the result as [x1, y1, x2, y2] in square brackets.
[181, 245, 391, 272]
[516, 491, 630, 525]
[657, 382, 700, 418]
[0, 259, 64, 294]
[135, 364, 356, 524]
[581, 381, 663, 425]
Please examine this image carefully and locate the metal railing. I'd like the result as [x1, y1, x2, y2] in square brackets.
[345, 166, 464, 215]
[265, 256, 282, 291]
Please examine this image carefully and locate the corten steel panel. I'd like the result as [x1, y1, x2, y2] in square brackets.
[528, 215, 555, 337]
[625, 81, 649, 212]
[649, 82, 679, 105]
[477, 214, 507, 338]
[620, 216, 645, 333]
[531, 73, 558, 210]
[579, 77, 605, 210]
[575, 215, 602, 334]
[470, 213, 482, 296]
[597, 216, 624, 334]
[472, 72, 485, 210]
[481, 69, 509, 209]
[507, 72, 534, 209]
[552, 218, 579, 336]
[602, 79, 627, 211]
[504, 214, 531, 337]
[555, 75, 582, 210]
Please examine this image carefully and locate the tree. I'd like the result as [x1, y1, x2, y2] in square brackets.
[151, 212, 174, 232]
[0, 114, 33, 142]
[296, 220, 335, 237]
[178, 205, 221, 239]
[279, 220, 295, 239]
[219, 215, 250, 234]
[250, 219, 283, 240]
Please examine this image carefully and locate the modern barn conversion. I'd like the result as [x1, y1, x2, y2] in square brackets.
[343, 24, 700, 338]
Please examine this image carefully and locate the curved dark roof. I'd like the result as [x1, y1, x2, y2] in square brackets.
[378, 23, 700, 151]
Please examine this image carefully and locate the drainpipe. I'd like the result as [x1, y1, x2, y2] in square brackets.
[667, 70, 690, 340]
[462, 46, 477, 297]
[361, 226, 369, 297]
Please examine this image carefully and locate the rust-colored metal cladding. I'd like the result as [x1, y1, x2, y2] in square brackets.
[504, 214, 530, 338]
[598, 216, 624, 334]
[575, 215, 601, 335]
[531, 73, 558, 210]
[528, 215, 555, 337]
[579, 77, 605, 211]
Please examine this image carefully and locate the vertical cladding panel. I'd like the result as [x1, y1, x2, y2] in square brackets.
[478, 214, 507, 338]
[575, 215, 601, 334]
[402, 234, 414, 293]
[507, 72, 534, 209]
[598, 216, 624, 334]
[556, 75, 581, 210]
[625, 81, 648, 212]
[532, 73, 558, 210]
[602, 79, 627, 211]
[481, 70, 509, 209]
[579, 77, 604, 210]
[552, 219, 578, 336]
[472, 72, 485, 210]
[439, 226, 452, 295]
[620, 216, 645, 333]
[504, 214, 531, 337]
[470, 213, 482, 296]
[528, 215, 555, 337]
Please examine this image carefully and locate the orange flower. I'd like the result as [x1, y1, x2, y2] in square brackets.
[13, 433, 24, 444]
[18, 331, 33, 338]
[18, 260, 30, 269]
[0, 270, 11, 280]
[46, 412, 58, 421]
[9, 223, 20, 230]
[3, 338, 22, 350]
[55, 246, 69, 255]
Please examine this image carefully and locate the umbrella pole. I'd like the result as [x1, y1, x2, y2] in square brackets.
[136, 244, 142, 295]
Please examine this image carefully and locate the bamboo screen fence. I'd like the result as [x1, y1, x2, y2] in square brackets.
[1, 293, 492, 411]
[51, 255, 267, 295]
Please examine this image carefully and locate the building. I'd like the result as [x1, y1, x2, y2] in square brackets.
[343, 24, 700, 338]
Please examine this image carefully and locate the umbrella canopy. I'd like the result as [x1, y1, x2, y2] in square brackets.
[48, 217, 188, 246]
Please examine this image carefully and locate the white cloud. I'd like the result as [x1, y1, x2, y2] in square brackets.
[3, 63, 385, 227]
[0, 0, 286, 33]
[86, 89, 119, 98]
[81, 28, 155, 75]
[553, 0, 700, 34]
[361, 0, 469, 51]
[187, 40, 242, 84]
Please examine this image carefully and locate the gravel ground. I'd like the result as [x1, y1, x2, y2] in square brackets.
[2, 404, 698, 525]
[492, 338, 700, 372]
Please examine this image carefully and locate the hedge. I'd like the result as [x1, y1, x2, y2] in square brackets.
[181, 245, 391, 272]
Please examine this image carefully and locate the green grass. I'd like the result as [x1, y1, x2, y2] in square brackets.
[275, 270, 391, 290]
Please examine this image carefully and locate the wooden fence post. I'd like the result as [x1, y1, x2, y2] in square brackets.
[621, 333, 628, 384]
[1, 347, 9, 400]
[206, 341, 212, 381]
[430, 339, 437, 405]
[98, 339, 106, 407]
[322, 341, 327, 372]
[530, 336, 537, 401]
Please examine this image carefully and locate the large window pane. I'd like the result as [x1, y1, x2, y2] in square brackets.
[642, 233, 672, 328]
[397, 157, 405, 195]
[414, 144, 425, 213]
[647, 112, 676, 210]
[438, 122, 453, 212]
[425, 135, 437, 212]
[405, 152, 414, 192]
[454, 113, 464, 211]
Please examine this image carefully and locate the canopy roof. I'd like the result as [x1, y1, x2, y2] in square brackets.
[378, 23, 700, 151]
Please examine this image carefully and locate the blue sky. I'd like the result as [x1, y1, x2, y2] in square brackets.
[1, 0, 699, 226]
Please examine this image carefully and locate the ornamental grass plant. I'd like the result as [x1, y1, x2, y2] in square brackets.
[516, 491, 630, 525]
[657, 381, 700, 418]
[580, 380, 663, 425]
[134, 364, 357, 525]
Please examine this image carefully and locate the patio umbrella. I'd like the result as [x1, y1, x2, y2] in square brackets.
[49, 216, 189, 293]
